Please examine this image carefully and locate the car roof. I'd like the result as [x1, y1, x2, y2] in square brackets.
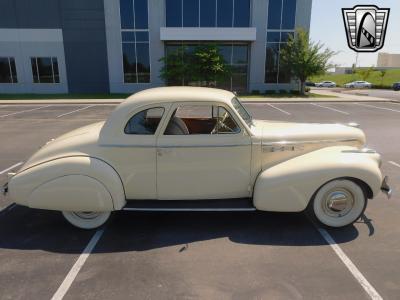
[124, 86, 235, 106]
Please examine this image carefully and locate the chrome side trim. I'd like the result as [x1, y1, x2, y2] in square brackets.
[262, 138, 358, 147]
[122, 207, 257, 212]
[101, 144, 250, 149]
[342, 148, 377, 154]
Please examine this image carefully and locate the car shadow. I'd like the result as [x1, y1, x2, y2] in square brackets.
[0, 206, 361, 254]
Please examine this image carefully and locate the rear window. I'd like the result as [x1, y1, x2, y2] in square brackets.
[124, 107, 164, 135]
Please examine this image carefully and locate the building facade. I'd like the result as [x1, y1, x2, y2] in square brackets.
[377, 53, 400, 68]
[0, 0, 312, 94]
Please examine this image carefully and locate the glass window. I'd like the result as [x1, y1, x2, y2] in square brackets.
[166, 0, 182, 27]
[265, 43, 279, 83]
[217, 0, 233, 27]
[201, 0, 216, 27]
[165, 105, 239, 135]
[125, 107, 164, 134]
[134, 0, 148, 29]
[136, 43, 150, 83]
[267, 32, 281, 43]
[232, 97, 252, 126]
[120, 0, 134, 29]
[233, 0, 250, 27]
[31, 57, 59, 84]
[183, 0, 199, 27]
[267, 0, 282, 29]
[0, 57, 18, 83]
[282, 0, 296, 29]
[232, 45, 247, 64]
[122, 43, 137, 83]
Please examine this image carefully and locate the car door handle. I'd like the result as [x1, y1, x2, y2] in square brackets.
[157, 148, 173, 156]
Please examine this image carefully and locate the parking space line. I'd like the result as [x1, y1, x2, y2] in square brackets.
[388, 161, 400, 168]
[0, 105, 52, 118]
[355, 103, 400, 113]
[310, 103, 350, 115]
[267, 104, 291, 115]
[0, 162, 23, 175]
[317, 227, 382, 300]
[51, 228, 105, 300]
[57, 105, 95, 118]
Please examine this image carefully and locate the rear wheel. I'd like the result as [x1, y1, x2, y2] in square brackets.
[309, 179, 367, 228]
[62, 211, 111, 229]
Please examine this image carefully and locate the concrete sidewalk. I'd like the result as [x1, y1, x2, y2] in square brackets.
[0, 89, 394, 104]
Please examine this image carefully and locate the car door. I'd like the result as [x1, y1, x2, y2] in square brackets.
[156, 102, 252, 200]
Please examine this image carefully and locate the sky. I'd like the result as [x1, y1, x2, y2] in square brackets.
[309, 0, 400, 67]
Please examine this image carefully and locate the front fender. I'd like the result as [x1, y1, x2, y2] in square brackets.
[253, 146, 383, 212]
[8, 156, 126, 211]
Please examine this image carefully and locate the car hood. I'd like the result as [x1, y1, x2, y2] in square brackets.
[251, 120, 366, 147]
[19, 122, 105, 172]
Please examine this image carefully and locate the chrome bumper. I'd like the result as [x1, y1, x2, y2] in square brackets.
[381, 176, 392, 199]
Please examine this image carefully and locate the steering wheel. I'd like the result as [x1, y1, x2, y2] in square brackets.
[211, 112, 234, 134]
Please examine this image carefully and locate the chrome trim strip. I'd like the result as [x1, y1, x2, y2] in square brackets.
[342, 148, 377, 154]
[101, 144, 250, 149]
[262, 138, 358, 147]
[122, 207, 257, 212]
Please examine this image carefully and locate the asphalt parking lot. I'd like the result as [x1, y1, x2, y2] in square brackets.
[0, 101, 400, 299]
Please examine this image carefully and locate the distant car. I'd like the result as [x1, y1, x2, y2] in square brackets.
[305, 81, 316, 87]
[344, 81, 373, 88]
[315, 81, 336, 88]
[393, 82, 400, 91]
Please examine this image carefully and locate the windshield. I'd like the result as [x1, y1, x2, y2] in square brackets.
[231, 97, 253, 126]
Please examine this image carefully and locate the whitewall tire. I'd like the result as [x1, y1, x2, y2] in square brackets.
[62, 211, 111, 229]
[311, 179, 367, 228]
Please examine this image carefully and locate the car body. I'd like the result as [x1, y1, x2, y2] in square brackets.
[3, 87, 391, 229]
[305, 81, 316, 87]
[393, 82, 400, 91]
[344, 81, 373, 88]
[315, 81, 336, 88]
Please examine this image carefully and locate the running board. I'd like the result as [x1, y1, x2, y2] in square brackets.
[122, 199, 256, 212]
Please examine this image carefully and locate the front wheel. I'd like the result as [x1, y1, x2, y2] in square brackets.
[62, 211, 111, 229]
[309, 179, 367, 228]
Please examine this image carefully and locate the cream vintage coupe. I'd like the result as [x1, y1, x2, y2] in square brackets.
[3, 87, 391, 229]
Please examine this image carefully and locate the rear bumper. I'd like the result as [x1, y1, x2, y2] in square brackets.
[381, 176, 392, 199]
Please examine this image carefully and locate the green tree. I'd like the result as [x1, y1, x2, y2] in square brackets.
[279, 28, 335, 94]
[159, 44, 231, 87]
[379, 69, 387, 85]
[357, 66, 374, 81]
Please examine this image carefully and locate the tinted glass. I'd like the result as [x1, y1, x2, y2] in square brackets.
[280, 31, 294, 42]
[134, 0, 148, 29]
[183, 0, 199, 27]
[218, 45, 232, 63]
[125, 107, 164, 134]
[10, 58, 17, 83]
[122, 31, 136, 42]
[267, 32, 280, 43]
[233, 0, 250, 27]
[120, 0, 134, 29]
[265, 43, 279, 83]
[52, 58, 59, 83]
[122, 43, 137, 83]
[201, 0, 216, 27]
[166, 0, 182, 26]
[232, 45, 248, 64]
[136, 43, 150, 83]
[135, 31, 149, 42]
[217, 0, 233, 27]
[0, 58, 11, 83]
[31, 58, 39, 83]
[282, 0, 296, 29]
[37, 57, 53, 83]
[267, 0, 282, 29]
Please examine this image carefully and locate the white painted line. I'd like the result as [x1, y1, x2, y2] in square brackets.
[355, 103, 400, 113]
[310, 103, 350, 115]
[0, 162, 23, 175]
[388, 161, 400, 168]
[267, 104, 291, 115]
[0, 203, 16, 213]
[0, 105, 52, 118]
[51, 228, 105, 300]
[316, 227, 382, 300]
[56, 105, 95, 118]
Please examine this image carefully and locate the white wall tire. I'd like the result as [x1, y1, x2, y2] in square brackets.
[62, 211, 111, 229]
[311, 179, 367, 228]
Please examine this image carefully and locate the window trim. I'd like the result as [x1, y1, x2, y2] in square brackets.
[30, 57, 60, 84]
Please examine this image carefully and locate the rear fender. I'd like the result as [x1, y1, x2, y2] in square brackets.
[253, 146, 382, 212]
[8, 156, 126, 211]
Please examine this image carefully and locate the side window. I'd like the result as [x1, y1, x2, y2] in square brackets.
[124, 107, 164, 135]
[164, 104, 240, 135]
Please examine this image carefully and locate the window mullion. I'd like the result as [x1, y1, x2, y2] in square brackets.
[8, 57, 13, 83]
[36, 58, 40, 84]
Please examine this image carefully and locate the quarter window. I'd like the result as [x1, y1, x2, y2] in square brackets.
[124, 107, 164, 135]
[164, 105, 239, 135]
[31, 57, 60, 84]
[0, 57, 17, 83]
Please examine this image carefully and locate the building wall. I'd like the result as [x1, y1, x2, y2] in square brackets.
[377, 53, 400, 68]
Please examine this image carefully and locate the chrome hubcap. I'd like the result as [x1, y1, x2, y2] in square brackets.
[323, 188, 355, 218]
[72, 212, 100, 220]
